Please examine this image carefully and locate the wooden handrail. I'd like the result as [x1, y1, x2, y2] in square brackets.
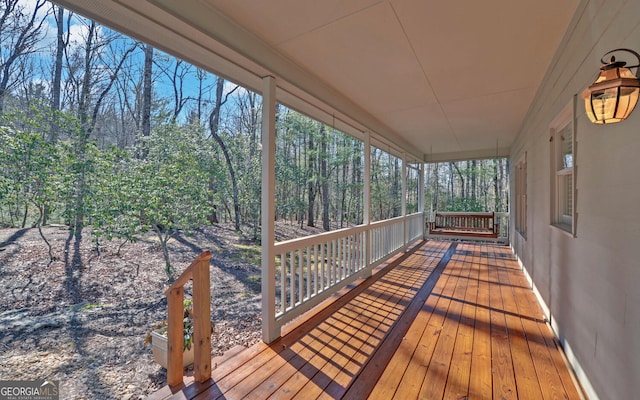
[164, 251, 212, 387]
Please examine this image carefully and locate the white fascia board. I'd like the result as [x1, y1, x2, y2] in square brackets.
[53, 0, 265, 92]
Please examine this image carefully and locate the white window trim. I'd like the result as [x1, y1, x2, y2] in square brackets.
[549, 96, 577, 237]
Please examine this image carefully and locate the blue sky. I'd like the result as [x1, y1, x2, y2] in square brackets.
[16, 0, 248, 122]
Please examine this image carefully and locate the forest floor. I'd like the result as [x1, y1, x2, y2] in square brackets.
[0, 222, 323, 399]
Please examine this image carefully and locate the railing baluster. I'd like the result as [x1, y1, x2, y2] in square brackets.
[331, 239, 336, 284]
[320, 242, 327, 292]
[343, 237, 347, 278]
[306, 245, 311, 301]
[347, 236, 351, 274]
[313, 244, 318, 296]
[289, 251, 295, 310]
[354, 234, 359, 271]
[328, 240, 333, 286]
[344, 236, 348, 278]
[297, 249, 303, 305]
[337, 237, 342, 281]
[280, 253, 285, 314]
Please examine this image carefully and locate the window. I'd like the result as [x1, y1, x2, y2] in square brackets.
[515, 153, 527, 237]
[550, 98, 576, 235]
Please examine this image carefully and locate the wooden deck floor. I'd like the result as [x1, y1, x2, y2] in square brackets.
[150, 241, 583, 400]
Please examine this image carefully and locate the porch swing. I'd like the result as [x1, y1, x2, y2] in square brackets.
[428, 211, 499, 239]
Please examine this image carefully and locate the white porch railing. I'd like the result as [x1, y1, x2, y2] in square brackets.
[272, 212, 424, 332]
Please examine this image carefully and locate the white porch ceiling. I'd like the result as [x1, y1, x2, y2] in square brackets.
[54, 0, 579, 162]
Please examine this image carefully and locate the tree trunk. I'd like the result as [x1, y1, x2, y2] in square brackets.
[340, 139, 348, 227]
[209, 78, 241, 231]
[451, 162, 465, 199]
[353, 144, 361, 224]
[320, 125, 330, 231]
[154, 227, 174, 279]
[196, 68, 205, 123]
[50, 5, 64, 141]
[471, 160, 477, 201]
[307, 130, 316, 227]
[72, 21, 97, 237]
[141, 44, 153, 139]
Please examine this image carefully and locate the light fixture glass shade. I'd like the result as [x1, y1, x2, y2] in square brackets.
[583, 65, 640, 124]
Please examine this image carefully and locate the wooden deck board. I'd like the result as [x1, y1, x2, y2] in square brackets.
[468, 245, 493, 400]
[442, 249, 478, 400]
[496, 261, 544, 399]
[417, 256, 468, 400]
[365, 266, 451, 399]
[380, 259, 456, 399]
[488, 247, 518, 400]
[150, 241, 583, 400]
[499, 254, 571, 400]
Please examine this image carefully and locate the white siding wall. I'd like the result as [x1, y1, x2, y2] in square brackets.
[510, 1, 640, 399]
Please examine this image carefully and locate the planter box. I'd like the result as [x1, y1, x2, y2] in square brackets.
[151, 331, 194, 368]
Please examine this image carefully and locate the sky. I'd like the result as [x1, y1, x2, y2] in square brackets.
[14, 0, 248, 122]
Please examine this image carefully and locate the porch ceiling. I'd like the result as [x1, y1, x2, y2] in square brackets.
[54, 0, 579, 162]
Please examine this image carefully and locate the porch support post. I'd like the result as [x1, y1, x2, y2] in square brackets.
[363, 133, 371, 271]
[418, 163, 424, 213]
[401, 152, 407, 250]
[363, 133, 370, 225]
[419, 162, 425, 238]
[261, 75, 278, 343]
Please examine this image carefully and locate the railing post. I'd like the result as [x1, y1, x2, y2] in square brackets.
[162, 251, 212, 387]
[166, 287, 184, 387]
[192, 257, 212, 383]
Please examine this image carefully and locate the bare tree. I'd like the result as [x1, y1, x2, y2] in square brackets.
[67, 20, 138, 235]
[154, 58, 192, 122]
[209, 77, 241, 231]
[49, 4, 69, 142]
[0, 0, 49, 114]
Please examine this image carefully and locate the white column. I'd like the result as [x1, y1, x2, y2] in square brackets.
[419, 162, 426, 239]
[418, 162, 425, 213]
[363, 133, 371, 272]
[401, 153, 407, 249]
[261, 76, 277, 343]
[401, 153, 407, 217]
[363, 133, 371, 225]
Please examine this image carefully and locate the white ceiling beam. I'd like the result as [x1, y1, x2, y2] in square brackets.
[424, 147, 511, 163]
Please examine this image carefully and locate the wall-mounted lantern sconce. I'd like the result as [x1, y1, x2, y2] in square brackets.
[582, 48, 640, 124]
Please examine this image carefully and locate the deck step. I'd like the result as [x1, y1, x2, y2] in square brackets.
[146, 345, 249, 400]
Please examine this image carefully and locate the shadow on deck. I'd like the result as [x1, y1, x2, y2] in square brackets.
[149, 240, 584, 400]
